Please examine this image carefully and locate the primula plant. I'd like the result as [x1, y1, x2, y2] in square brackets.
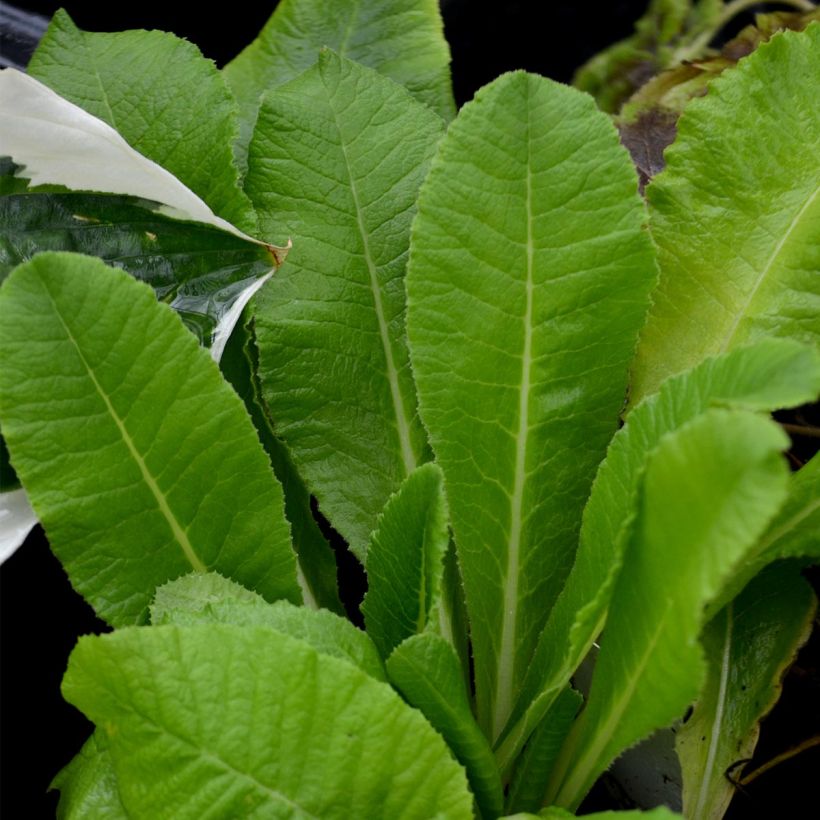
[0, 1, 819, 817]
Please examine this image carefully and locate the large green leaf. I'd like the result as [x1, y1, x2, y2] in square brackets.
[496, 339, 820, 774]
[27, 10, 256, 234]
[250, 52, 444, 559]
[219, 310, 342, 612]
[151, 572, 385, 681]
[362, 463, 449, 658]
[0, 191, 277, 348]
[64, 624, 474, 819]
[545, 409, 790, 808]
[0, 253, 300, 624]
[406, 70, 657, 740]
[676, 562, 815, 820]
[224, 0, 454, 169]
[631, 24, 820, 403]
[386, 633, 504, 820]
[52, 732, 126, 820]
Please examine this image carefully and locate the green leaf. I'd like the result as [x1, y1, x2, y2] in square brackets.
[362, 463, 449, 658]
[756, 452, 820, 562]
[505, 688, 582, 815]
[52, 732, 126, 820]
[250, 52, 444, 559]
[708, 452, 820, 617]
[0, 253, 300, 624]
[151, 571, 385, 681]
[386, 633, 504, 820]
[406, 70, 657, 740]
[546, 409, 790, 808]
[0, 191, 277, 348]
[496, 339, 820, 774]
[631, 24, 820, 404]
[219, 310, 342, 613]
[64, 624, 474, 819]
[28, 10, 256, 234]
[224, 0, 454, 169]
[677, 562, 816, 820]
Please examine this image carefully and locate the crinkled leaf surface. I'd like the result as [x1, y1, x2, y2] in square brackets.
[64, 624, 474, 819]
[677, 562, 816, 820]
[219, 311, 342, 612]
[546, 409, 790, 808]
[250, 52, 444, 559]
[0, 253, 300, 625]
[224, 0, 454, 169]
[0, 191, 276, 347]
[497, 339, 820, 772]
[406, 70, 657, 740]
[632, 25, 820, 403]
[362, 463, 449, 658]
[27, 10, 256, 234]
[152, 572, 384, 681]
[52, 731, 126, 820]
[387, 633, 503, 820]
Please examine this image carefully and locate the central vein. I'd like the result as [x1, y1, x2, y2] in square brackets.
[331, 100, 418, 477]
[493, 112, 535, 741]
[695, 603, 734, 818]
[46, 283, 207, 574]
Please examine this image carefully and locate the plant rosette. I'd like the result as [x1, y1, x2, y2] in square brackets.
[0, 2, 818, 818]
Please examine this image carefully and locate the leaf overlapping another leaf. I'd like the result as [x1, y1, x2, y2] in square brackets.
[546, 409, 791, 808]
[63, 624, 475, 819]
[497, 339, 820, 774]
[250, 52, 444, 560]
[28, 10, 257, 234]
[631, 23, 820, 404]
[407, 69, 657, 740]
[677, 562, 816, 820]
[224, 0, 454, 170]
[0, 191, 276, 349]
[0, 253, 300, 625]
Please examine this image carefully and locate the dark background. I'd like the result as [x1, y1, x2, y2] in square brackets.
[2, 1, 818, 817]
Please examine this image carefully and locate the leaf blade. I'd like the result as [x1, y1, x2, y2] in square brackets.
[677, 563, 816, 820]
[224, 0, 454, 169]
[406, 70, 657, 738]
[63, 624, 474, 819]
[362, 463, 449, 658]
[387, 633, 504, 820]
[249, 53, 444, 558]
[497, 339, 820, 774]
[28, 10, 256, 234]
[547, 409, 790, 808]
[0, 252, 300, 624]
[632, 24, 820, 402]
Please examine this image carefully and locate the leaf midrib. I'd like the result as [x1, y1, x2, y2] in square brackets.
[42, 275, 207, 574]
[492, 91, 535, 742]
[694, 603, 734, 818]
[325, 76, 418, 477]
